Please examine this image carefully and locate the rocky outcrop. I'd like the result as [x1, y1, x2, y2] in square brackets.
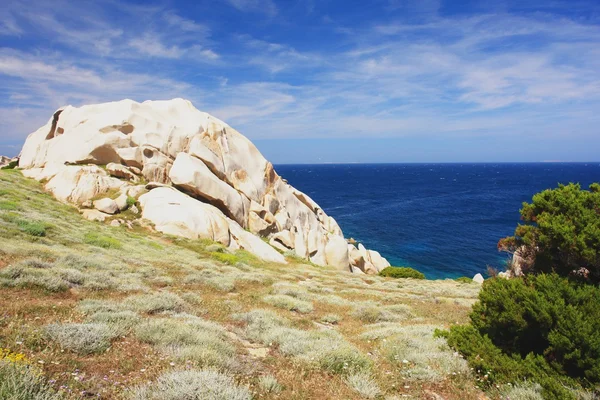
[0, 156, 11, 168]
[18, 98, 388, 271]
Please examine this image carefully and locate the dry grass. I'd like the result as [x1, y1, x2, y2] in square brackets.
[0, 169, 485, 399]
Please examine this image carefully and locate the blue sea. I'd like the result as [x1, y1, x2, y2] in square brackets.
[275, 163, 600, 280]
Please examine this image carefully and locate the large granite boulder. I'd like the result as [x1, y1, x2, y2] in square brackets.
[18, 98, 388, 271]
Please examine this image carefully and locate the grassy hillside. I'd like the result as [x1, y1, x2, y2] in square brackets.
[0, 169, 487, 399]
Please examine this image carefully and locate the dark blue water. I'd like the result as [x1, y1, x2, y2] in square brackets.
[274, 163, 600, 279]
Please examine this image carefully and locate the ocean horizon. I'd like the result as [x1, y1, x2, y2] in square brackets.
[275, 162, 600, 279]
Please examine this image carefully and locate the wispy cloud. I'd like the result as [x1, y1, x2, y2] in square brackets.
[0, 0, 599, 160]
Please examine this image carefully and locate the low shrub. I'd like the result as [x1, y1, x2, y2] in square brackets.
[379, 266, 425, 280]
[129, 369, 251, 400]
[257, 375, 282, 393]
[124, 292, 187, 314]
[84, 232, 122, 249]
[321, 314, 341, 324]
[380, 325, 469, 382]
[351, 302, 412, 323]
[234, 309, 371, 375]
[45, 323, 118, 354]
[0, 360, 62, 400]
[263, 294, 314, 314]
[344, 371, 381, 399]
[0, 265, 70, 292]
[135, 316, 234, 369]
[86, 310, 141, 335]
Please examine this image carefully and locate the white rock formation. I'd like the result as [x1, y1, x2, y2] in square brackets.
[94, 198, 119, 214]
[18, 98, 389, 271]
[0, 156, 11, 168]
[472, 273, 485, 284]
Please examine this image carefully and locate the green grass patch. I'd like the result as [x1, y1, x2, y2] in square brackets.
[0, 200, 19, 210]
[84, 232, 122, 249]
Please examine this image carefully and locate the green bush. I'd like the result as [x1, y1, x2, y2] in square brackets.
[379, 266, 425, 280]
[126, 196, 137, 207]
[84, 232, 122, 249]
[1, 160, 18, 170]
[499, 183, 600, 283]
[442, 274, 600, 398]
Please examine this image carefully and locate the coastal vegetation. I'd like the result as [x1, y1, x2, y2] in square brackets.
[0, 168, 483, 399]
[443, 182, 600, 399]
[2, 167, 597, 399]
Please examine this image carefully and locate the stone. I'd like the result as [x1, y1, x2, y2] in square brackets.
[115, 193, 129, 211]
[110, 219, 121, 227]
[82, 209, 110, 222]
[139, 187, 231, 245]
[473, 273, 485, 284]
[0, 155, 10, 168]
[127, 185, 147, 199]
[106, 162, 139, 182]
[325, 235, 350, 271]
[130, 205, 139, 214]
[228, 221, 286, 264]
[94, 198, 119, 214]
[169, 152, 249, 225]
[497, 271, 510, 279]
[269, 230, 294, 252]
[366, 249, 391, 272]
[17, 98, 389, 273]
[44, 165, 125, 204]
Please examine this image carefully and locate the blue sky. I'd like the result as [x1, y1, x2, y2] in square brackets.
[1, 0, 599, 163]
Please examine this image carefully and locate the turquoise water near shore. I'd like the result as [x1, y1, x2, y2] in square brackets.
[275, 163, 600, 279]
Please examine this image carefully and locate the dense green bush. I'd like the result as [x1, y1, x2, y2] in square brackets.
[442, 274, 600, 398]
[499, 183, 600, 283]
[1, 160, 18, 170]
[379, 266, 425, 279]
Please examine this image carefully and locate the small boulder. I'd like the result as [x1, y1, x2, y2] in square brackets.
[82, 209, 110, 222]
[127, 185, 147, 199]
[106, 163, 139, 182]
[110, 219, 121, 227]
[0, 155, 10, 168]
[115, 193, 129, 211]
[473, 273, 485, 284]
[94, 198, 119, 214]
[325, 235, 350, 272]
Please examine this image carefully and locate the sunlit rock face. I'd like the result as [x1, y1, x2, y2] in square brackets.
[19, 98, 388, 272]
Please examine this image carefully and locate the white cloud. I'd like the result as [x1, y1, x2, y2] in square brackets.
[1, 1, 599, 157]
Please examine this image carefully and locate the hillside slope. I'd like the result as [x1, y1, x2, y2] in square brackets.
[0, 169, 485, 399]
